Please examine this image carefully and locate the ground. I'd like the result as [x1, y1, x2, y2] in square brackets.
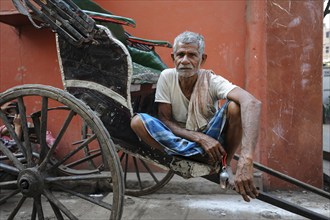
[1, 176, 329, 220]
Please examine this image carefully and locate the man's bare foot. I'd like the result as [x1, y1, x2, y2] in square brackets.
[219, 166, 235, 190]
[226, 166, 235, 189]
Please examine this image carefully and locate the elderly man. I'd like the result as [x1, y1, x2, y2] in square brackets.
[130, 31, 261, 202]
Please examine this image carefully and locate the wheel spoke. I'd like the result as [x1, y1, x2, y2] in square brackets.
[0, 162, 20, 175]
[81, 127, 96, 169]
[140, 159, 159, 184]
[52, 134, 97, 169]
[49, 200, 64, 220]
[57, 165, 100, 175]
[33, 195, 45, 220]
[119, 151, 125, 162]
[0, 180, 17, 187]
[39, 96, 49, 162]
[54, 183, 112, 210]
[0, 110, 27, 163]
[8, 195, 27, 220]
[39, 110, 75, 171]
[133, 157, 142, 190]
[64, 150, 101, 168]
[17, 97, 33, 167]
[31, 202, 37, 220]
[81, 122, 88, 138]
[45, 172, 111, 183]
[0, 152, 31, 161]
[124, 153, 128, 184]
[0, 189, 20, 204]
[43, 189, 78, 220]
[0, 141, 24, 171]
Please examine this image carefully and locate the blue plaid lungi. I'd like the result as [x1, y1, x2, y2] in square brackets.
[138, 101, 230, 157]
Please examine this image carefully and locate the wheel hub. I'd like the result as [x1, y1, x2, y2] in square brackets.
[17, 168, 45, 197]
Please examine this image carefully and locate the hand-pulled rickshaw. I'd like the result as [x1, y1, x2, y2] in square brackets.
[0, 1, 329, 219]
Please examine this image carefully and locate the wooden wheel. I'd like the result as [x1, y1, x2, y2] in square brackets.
[0, 84, 124, 220]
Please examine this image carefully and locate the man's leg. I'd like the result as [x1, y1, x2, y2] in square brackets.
[224, 101, 242, 164]
[131, 102, 242, 162]
[220, 101, 242, 188]
[130, 114, 164, 152]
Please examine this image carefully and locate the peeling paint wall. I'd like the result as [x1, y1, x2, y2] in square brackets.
[265, 0, 323, 189]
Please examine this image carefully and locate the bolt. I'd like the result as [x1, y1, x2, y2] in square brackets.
[20, 180, 29, 189]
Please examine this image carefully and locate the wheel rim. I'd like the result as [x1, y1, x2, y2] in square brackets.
[0, 84, 124, 220]
[118, 150, 174, 196]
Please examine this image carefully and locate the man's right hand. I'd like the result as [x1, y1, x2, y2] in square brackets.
[197, 133, 226, 163]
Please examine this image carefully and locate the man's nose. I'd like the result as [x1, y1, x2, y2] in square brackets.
[181, 55, 190, 64]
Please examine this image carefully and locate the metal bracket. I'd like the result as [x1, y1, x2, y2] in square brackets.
[12, 0, 96, 46]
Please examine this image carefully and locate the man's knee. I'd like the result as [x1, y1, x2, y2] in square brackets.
[227, 101, 241, 122]
[130, 115, 142, 132]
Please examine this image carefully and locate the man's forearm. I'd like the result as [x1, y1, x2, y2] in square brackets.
[240, 98, 261, 158]
[160, 117, 203, 143]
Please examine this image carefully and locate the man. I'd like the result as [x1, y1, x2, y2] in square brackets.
[130, 31, 261, 202]
[0, 102, 22, 152]
[0, 102, 22, 140]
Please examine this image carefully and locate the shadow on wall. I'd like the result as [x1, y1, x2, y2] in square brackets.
[323, 66, 330, 124]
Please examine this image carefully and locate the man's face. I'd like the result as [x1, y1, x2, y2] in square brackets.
[5, 107, 16, 124]
[172, 42, 205, 78]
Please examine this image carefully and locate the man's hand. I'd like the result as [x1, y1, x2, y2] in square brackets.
[13, 114, 22, 139]
[13, 114, 21, 127]
[158, 102, 227, 163]
[234, 157, 258, 202]
[198, 133, 226, 163]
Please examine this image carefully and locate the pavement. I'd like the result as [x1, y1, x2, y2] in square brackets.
[1, 175, 329, 220]
[120, 176, 330, 220]
[121, 125, 330, 220]
[0, 126, 329, 220]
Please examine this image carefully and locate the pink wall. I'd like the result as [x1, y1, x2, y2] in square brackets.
[265, 0, 323, 189]
[0, 0, 324, 189]
[94, 0, 247, 87]
[0, 25, 62, 89]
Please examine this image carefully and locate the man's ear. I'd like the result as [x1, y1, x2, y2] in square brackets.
[171, 53, 175, 61]
[201, 54, 207, 65]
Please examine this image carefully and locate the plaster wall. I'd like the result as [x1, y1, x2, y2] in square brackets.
[265, 0, 323, 189]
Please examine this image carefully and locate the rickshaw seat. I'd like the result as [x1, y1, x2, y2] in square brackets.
[54, 1, 220, 179]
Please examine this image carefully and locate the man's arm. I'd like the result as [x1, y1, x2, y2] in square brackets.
[13, 114, 22, 140]
[227, 87, 262, 202]
[158, 103, 226, 162]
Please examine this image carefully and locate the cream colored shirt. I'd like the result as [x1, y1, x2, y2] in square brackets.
[155, 68, 237, 127]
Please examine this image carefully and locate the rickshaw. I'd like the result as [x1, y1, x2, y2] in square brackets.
[0, 1, 329, 219]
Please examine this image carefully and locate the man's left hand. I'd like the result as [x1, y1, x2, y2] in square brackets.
[234, 157, 259, 202]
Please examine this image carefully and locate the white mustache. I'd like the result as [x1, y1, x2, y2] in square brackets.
[178, 64, 193, 69]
